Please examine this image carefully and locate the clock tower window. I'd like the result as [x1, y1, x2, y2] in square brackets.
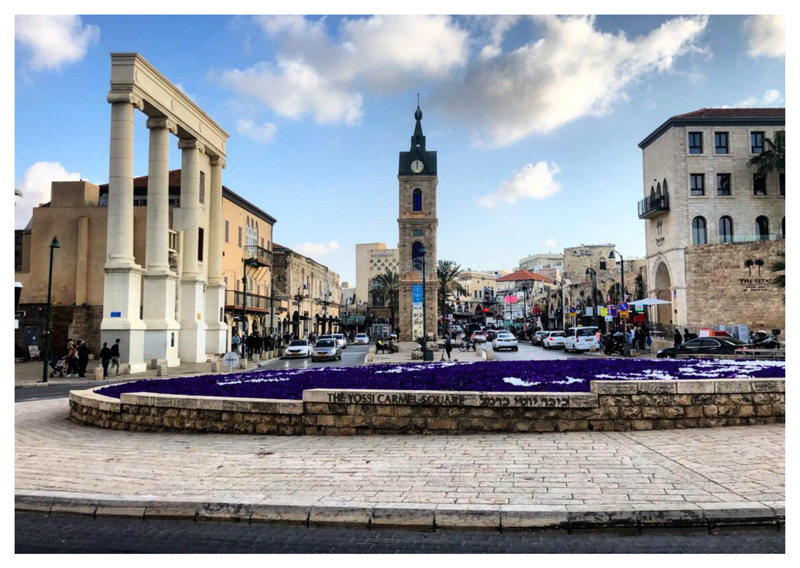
[412, 188, 422, 211]
[412, 241, 424, 270]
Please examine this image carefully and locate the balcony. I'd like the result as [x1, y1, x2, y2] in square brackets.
[225, 290, 270, 312]
[638, 193, 669, 219]
[244, 245, 272, 267]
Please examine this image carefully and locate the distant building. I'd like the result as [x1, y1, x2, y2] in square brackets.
[638, 108, 785, 331]
[518, 253, 563, 273]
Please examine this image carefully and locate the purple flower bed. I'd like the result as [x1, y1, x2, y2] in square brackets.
[95, 358, 785, 401]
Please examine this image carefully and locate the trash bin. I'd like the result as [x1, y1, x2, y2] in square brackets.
[423, 349, 434, 361]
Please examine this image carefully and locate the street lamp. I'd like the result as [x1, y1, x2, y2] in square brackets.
[557, 280, 564, 330]
[269, 272, 285, 347]
[241, 256, 259, 360]
[521, 284, 529, 334]
[420, 245, 430, 360]
[586, 268, 599, 329]
[609, 250, 626, 306]
[293, 284, 308, 337]
[40, 236, 60, 383]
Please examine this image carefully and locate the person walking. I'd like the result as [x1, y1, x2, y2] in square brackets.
[99, 341, 112, 379]
[444, 333, 453, 360]
[674, 328, 683, 347]
[110, 338, 121, 377]
[65, 339, 78, 377]
[77, 340, 90, 378]
[231, 332, 241, 355]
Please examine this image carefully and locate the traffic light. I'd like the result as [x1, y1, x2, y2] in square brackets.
[484, 290, 489, 301]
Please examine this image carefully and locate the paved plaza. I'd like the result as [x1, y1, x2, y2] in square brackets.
[16, 398, 784, 520]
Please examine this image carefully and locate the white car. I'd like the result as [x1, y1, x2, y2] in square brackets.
[311, 339, 342, 362]
[354, 333, 370, 345]
[542, 331, 566, 350]
[492, 331, 519, 351]
[284, 339, 312, 358]
[564, 326, 600, 353]
[332, 333, 347, 349]
[471, 331, 488, 343]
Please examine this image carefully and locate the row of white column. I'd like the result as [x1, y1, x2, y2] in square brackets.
[100, 93, 226, 372]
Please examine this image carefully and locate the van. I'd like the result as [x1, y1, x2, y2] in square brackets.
[564, 326, 599, 353]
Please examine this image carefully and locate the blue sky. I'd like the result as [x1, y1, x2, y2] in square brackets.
[13, 11, 785, 284]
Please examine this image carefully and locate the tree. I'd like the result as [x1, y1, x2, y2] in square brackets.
[437, 260, 467, 337]
[747, 131, 785, 175]
[373, 268, 399, 331]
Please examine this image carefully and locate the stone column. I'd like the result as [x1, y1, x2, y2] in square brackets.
[205, 156, 228, 354]
[176, 139, 208, 363]
[100, 93, 147, 373]
[143, 118, 181, 366]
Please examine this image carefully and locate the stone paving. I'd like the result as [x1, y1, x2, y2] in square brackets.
[16, 399, 784, 509]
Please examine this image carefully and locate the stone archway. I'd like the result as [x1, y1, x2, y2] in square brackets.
[654, 261, 672, 325]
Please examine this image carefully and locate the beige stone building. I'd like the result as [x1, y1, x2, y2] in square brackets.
[638, 108, 785, 331]
[354, 242, 399, 328]
[518, 253, 563, 273]
[272, 244, 340, 339]
[450, 271, 499, 321]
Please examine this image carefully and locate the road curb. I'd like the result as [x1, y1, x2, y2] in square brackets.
[15, 492, 784, 531]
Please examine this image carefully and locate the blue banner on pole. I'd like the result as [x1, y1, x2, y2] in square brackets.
[412, 284, 423, 304]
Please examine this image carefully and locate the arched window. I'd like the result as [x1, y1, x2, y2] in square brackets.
[412, 188, 422, 212]
[650, 186, 655, 200]
[719, 216, 734, 243]
[691, 216, 707, 245]
[663, 179, 668, 195]
[599, 259, 607, 270]
[656, 181, 661, 197]
[412, 241, 424, 270]
[755, 216, 769, 241]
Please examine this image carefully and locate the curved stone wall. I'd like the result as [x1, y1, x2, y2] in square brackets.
[69, 378, 784, 436]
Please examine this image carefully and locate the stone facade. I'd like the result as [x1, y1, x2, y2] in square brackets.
[70, 378, 784, 436]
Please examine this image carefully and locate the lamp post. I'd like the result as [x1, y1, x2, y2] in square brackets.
[420, 245, 429, 359]
[269, 273, 285, 347]
[586, 268, 599, 329]
[609, 249, 625, 305]
[241, 257, 258, 361]
[40, 236, 60, 383]
[293, 284, 308, 338]
[557, 280, 564, 330]
[521, 284, 528, 335]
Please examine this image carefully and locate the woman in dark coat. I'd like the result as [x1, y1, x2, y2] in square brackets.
[674, 329, 683, 347]
[99, 342, 112, 379]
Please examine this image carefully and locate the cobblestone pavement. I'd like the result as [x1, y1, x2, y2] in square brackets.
[14, 512, 785, 553]
[16, 399, 784, 509]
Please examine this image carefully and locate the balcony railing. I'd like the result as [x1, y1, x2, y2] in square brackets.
[695, 233, 785, 246]
[244, 245, 272, 267]
[225, 290, 270, 311]
[638, 193, 670, 219]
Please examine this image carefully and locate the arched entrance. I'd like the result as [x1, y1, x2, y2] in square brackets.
[653, 261, 672, 325]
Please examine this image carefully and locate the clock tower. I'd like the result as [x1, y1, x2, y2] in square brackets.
[397, 105, 439, 342]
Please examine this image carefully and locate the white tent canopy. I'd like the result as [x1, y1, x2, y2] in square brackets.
[629, 298, 671, 307]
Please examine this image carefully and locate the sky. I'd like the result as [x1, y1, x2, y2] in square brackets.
[12, 8, 786, 285]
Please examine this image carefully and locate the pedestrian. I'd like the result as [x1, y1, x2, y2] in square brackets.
[674, 328, 683, 347]
[110, 338, 121, 377]
[65, 339, 78, 377]
[684, 328, 696, 341]
[99, 341, 112, 379]
[444, 333, 452, 360]
[77, 340, 90, 377]
[231, 332, 241, 355]
[638, 325, 647, 351]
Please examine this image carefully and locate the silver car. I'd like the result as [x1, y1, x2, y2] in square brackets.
[312, 339, 342, 362]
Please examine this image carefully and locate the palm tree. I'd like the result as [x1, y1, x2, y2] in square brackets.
[747, 131, 785, 175]
[437, 260, 467, 337]
[772, 250, 785, 291]
[373, 268, 399, 331]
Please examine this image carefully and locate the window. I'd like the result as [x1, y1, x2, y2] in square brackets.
[599, 259, 606, 270]
[225, 220, 230, 243]
[198, 227, 204, 261]
[755, 216, 769, 241]
[716, 173, 731, 196]
[714, 132, 729, 154]
[412, 241, 425, 270]
[199, 171, 205, 205]
[412, 229, 423, 237]
[261, 237, 264, 248]
[690, 173, 705, 196]
[753, 173, 767, 196]
[751, 131, 764, 154]
[238, 226, 243, 247]
[719, 216, 734, 243]
[412, 188, 422, 211]
[691, 216, 707, 245]
[779, 173, 785, 196]
[688, 132, 703, 154]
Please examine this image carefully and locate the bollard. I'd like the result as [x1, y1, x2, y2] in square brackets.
[156, 364, 168, 377]
[93, 366, 104, 380]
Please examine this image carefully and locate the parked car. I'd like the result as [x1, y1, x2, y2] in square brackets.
[532, 331, 549, 346]
[656, 337, 751, 359]
[311, 339, 342, 362]
[542, 331, 566, 350]
[354, 333, 370, 345]
[284, 339, 312, 358]
[492, 331, 519, 351]
[332, 333, 347, 349]
[563, 326, 600, 353]
[471, 331, 488, 343]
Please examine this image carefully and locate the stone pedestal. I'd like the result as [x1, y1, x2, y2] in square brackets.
[143, 272, 181, 366]
[179, 279, 208, 363]
[204, 282, 227, 355]
[100, 266, 147, 374]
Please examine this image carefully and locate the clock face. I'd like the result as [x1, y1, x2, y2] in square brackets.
[410, 160, 424, 173]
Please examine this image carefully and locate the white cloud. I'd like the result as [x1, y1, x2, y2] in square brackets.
[236, 119, 277, 143]
[15, 15, 99, 71]
[219, 15, 468, 124]
[293, 241, 340, 258]
[727, 89, 783, 108]
[544, 238, 557, 250]
[479, 162, 561, 208]
[437, 15, 708, 147]
[743, 15, 785, 58]
[16, 161, 82, 229]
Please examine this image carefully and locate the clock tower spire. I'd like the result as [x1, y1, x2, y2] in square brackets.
[397, 103, 439, 343]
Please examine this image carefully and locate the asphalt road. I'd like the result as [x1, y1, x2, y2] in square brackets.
[14, 512, 785, 553]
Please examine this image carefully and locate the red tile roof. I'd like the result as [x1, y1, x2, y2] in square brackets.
[496, 270, 554, 284]
[672, 108, 785, 119]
